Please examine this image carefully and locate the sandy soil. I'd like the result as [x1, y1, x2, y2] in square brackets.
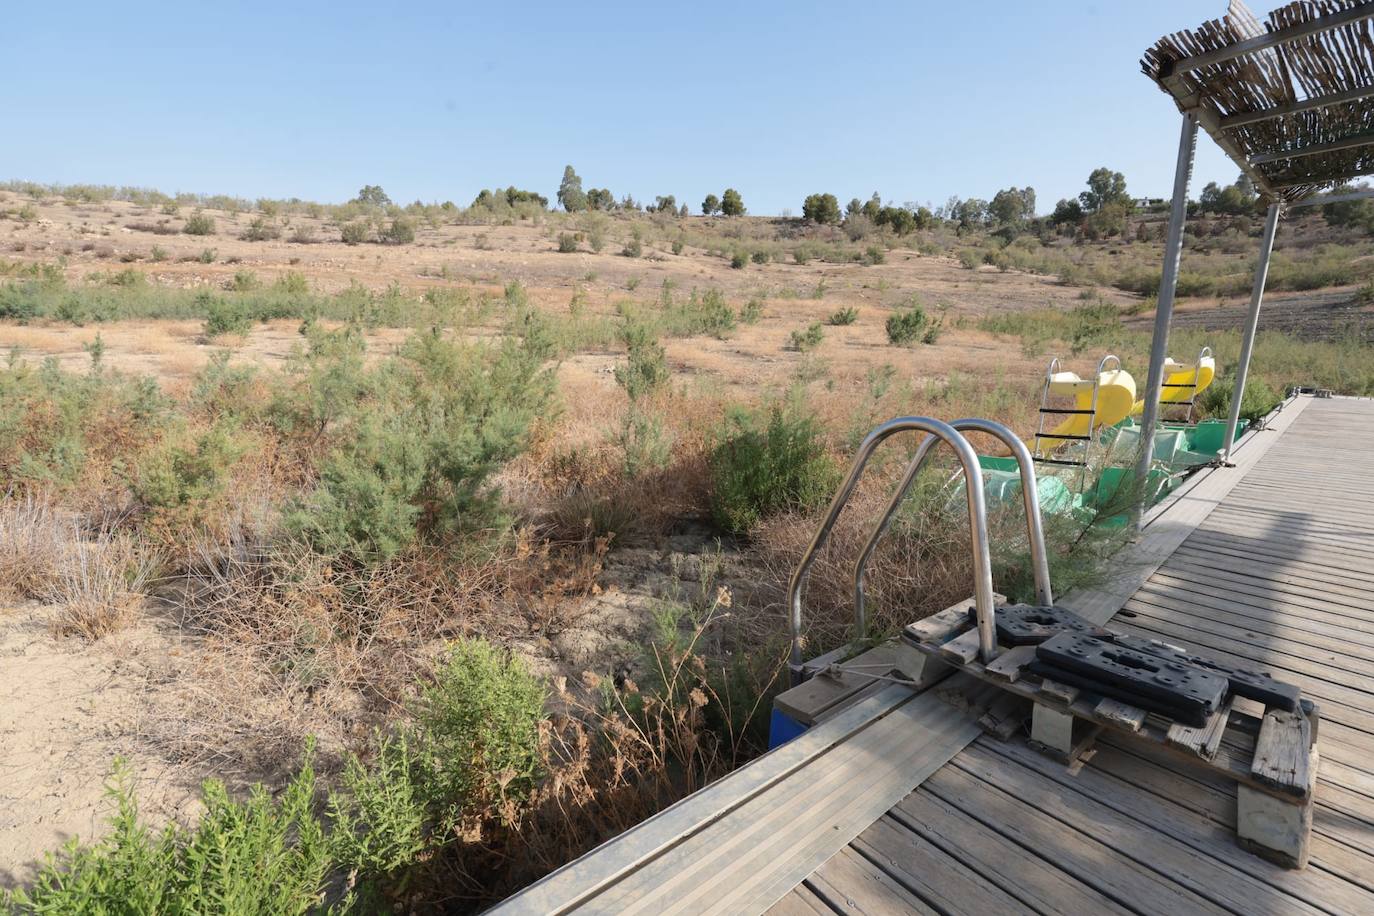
[0, 601, 201, 887]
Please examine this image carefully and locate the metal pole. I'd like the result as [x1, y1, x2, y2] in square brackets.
[1134, 113, 1198, 524]
[1223, 201, 1282, 463]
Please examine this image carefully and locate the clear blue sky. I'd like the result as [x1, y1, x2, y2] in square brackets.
[8, 1, 1244, 215]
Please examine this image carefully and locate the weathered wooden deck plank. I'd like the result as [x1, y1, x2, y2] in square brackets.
[497, 396, 1374, 916]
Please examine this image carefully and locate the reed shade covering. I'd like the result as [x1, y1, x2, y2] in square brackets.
[1142, 0, 1374, 202]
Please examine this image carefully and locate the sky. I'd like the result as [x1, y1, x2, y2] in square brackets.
[7, 1, 1247, 216]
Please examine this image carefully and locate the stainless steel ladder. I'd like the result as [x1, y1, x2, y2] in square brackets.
[787, 417, 1052, 685]
[1161, 344, 1212, 424]
[1030, 354, 1120, 490]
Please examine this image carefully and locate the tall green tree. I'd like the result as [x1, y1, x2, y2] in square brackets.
[355, 185, 391, 208]
[702, 193, 720, 216]
[802, 193, 841, 225]
[989, 187, 1036, 226]
[1079, 168, 1129, 213]
[586, 187, 615, 211]
[557, 165, 587, 212]
[720, 188, 745, 217]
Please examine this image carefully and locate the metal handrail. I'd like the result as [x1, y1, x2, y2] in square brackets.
[1183, 345, 1213, 424]
[786, 417, 996, 683]
[852, 420, 1051, 658]
[1083, 354, 1121, 488]
[1030, 357, 1064, 461]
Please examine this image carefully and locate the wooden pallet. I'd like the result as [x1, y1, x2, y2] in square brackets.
[902, 610, 1320, 868]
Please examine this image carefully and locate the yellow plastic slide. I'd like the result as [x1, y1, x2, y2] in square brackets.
[1037, 364, 1137, 449]
[1130, 350, 1216, 415]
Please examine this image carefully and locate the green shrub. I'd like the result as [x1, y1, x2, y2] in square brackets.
[340, 221, 370, 245]
[275, 271, 310, 296]
[751, 249, 770, 265]
[617, 402, 672, 477]
[739, 298, 764, 324]
[133, 421, 246, 508]
[827, 306, 858, 326]
[957, 248, 981, 270]
[885, 303, 928, 345]
[286, 332, 554, 563]
[414, 640, 545, 816]
[663, 288, 736, 339]
[622, 229, 643, 258]
[383, 217, 416, 245]
[557, 232, 578, 253]
[730, 250, 748, 269]
[1198, 375, 1282, 423]
[327, 640, 546, 891]
[789, 321, 824, 352]
[614, 321, 670, 401]
[201, 293, 252, 337]
[671, 237, 685, 255]
[196, 247, 216, 264]
[150, 246, 168, 262]
[709, 405, 839, 533]
[4, 757, 330, 914]
[240, 215, 280, 241]
[182, 211, 215, 236]
[862, 245, 886, 266]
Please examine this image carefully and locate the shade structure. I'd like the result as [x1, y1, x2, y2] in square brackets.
[1131, 2, 1374, 515]
[1142, 0, 1374, 202]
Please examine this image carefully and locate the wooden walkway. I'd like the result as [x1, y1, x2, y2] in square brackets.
[497, 395, 1374, 916]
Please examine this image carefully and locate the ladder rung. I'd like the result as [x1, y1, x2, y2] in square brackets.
[1036, 433, 1092, 442]
[1035, 457, 1089, 467]
[1038, 408, 1096, 415]
[1161, 382, 1198, 388]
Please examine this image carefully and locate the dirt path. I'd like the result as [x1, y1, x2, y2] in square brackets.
[0, 602, 201, 887]
[1125, 286, 1374, 341]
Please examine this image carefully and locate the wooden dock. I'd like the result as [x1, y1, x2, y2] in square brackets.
[494, 394, 1374, 916]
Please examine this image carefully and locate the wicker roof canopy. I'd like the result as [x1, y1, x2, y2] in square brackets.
[1143, 0, 1374, 202]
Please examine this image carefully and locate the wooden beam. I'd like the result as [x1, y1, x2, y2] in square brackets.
[1272, 161, 1374, 189]
[1249, 129, 1374, 165]
[1219, 83, 1374, 130]
[1157, 3, 1374, 80]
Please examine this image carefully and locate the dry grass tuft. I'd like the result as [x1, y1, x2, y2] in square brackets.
[0, 490, 67, 601]
[48, 530, 158, 639]
[750, 476, 980, 655]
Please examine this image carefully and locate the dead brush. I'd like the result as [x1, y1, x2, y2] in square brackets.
[0, 489, 67, 601]
[49, 529, 158, 639]
[505, 526, 611, 635]
[160, 531, 531, 769]
[750, 472, 979, 657]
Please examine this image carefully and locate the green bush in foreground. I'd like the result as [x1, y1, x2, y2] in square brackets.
[4, 640, 548, 914]
[329, 640, 546, 889]
[4, 756, 331, 915]
[709, 405, 839, 533]
[827, 307, 858, 326]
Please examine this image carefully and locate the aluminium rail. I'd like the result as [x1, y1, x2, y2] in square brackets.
[786, 417, 997, 686]
[853, 419, 1053, 651]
